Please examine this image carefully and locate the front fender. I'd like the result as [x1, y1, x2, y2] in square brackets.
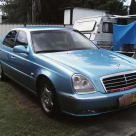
[36, 69, 74, 94]
[30, 56, 75, 94]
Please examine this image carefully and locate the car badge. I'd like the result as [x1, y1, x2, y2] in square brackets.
[117, 64, 120, 69]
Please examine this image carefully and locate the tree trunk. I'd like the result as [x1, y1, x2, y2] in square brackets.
[32, 0, 36, 23]
[32, 0, 42, 23]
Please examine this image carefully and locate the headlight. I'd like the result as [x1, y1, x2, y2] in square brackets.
[72, 74, 96, 94]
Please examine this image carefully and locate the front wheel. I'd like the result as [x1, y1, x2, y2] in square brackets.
[0, 64, 6, 81]
[39, 78, 60, 117]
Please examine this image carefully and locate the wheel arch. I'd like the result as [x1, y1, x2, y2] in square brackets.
[36, 74, 55, 96]
[36, 74, 61, 116]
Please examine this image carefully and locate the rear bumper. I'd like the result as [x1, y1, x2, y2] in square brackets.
[57, 88, 136, 116]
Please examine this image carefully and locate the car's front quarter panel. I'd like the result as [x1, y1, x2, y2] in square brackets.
[30, 54, 76, 94]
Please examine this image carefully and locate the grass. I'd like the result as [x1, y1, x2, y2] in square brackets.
[0, 80, 84, 136]
[1, 79, 136, 136]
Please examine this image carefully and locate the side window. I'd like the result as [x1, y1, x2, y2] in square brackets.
[16, 31, 28, 47]
[3, 30, 17, 48]
[102, 22, 113, 33]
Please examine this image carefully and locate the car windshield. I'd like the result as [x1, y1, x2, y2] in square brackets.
[31, 29, 98, 53]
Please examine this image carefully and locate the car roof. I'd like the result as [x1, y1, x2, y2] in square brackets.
[14, 26, 74, 31]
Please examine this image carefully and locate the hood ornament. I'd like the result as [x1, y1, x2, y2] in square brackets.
[117, 64, 120, 69]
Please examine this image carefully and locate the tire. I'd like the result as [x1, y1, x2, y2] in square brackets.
[0, 63, 6, 81]
[38, 78, 60, 117]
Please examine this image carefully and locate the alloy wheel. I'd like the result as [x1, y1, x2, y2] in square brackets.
[41, 85, 53, 112]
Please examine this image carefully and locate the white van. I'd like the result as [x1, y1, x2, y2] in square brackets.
[73, 15, 136, 50]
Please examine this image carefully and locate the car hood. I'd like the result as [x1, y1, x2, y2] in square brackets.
[41, 49, 136, 76]
[40, 49, 136, 93]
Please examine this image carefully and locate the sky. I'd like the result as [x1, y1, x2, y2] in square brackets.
[124, 0, 131, 6]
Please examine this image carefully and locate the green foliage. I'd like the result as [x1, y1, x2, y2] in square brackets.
[1, 0, 27, 23]
[64, 0, 94, 8]
[59, 0, 128, 15]
[1, 0, 128, 23]
[129, 0, 136, 15]
[97, 0, 128, 15]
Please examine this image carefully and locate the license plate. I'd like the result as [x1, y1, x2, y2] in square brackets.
[132, 93, 136, 102]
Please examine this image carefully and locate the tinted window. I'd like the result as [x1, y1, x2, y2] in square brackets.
[31, 30, 97, 53]
[3, 30, 17, 48]
[102, 22, 113, 33]
[16, 31, 28, 46]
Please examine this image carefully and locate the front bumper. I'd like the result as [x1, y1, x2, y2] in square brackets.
[57, 88, 136, 116]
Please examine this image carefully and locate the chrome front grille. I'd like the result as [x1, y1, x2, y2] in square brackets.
[101, 71, 136, 93]
[126, 73, 136, 86]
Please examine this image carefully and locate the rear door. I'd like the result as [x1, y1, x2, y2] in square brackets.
[0, 30, 17, 76]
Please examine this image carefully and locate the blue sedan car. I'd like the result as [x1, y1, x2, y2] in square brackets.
[0, 26, 136, 117]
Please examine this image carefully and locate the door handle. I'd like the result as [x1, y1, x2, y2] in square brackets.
[11, 56, 15, 59]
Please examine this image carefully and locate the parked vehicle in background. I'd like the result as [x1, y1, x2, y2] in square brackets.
[1, 26, 136, 117]
[73, 15, 136, 50]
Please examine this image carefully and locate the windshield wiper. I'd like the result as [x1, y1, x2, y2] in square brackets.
[36, 49, 70, 53]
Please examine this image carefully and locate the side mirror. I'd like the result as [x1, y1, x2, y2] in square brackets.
[92, 41, 98, 45]
[13, 45, 29, 54]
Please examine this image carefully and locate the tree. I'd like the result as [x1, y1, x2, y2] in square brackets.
[97, 0, 128, 15]
[129, 0, 136, 15]
[39, 0, 127, 23]
[1, 0, 128, 23]
[59, 0, 127, 15]
[2, 0, 27, 23]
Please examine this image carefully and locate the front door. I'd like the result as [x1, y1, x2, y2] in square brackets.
[9, 30, 30, 88]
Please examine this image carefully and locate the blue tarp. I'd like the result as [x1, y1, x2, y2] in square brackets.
[113, 21, 136, 51]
